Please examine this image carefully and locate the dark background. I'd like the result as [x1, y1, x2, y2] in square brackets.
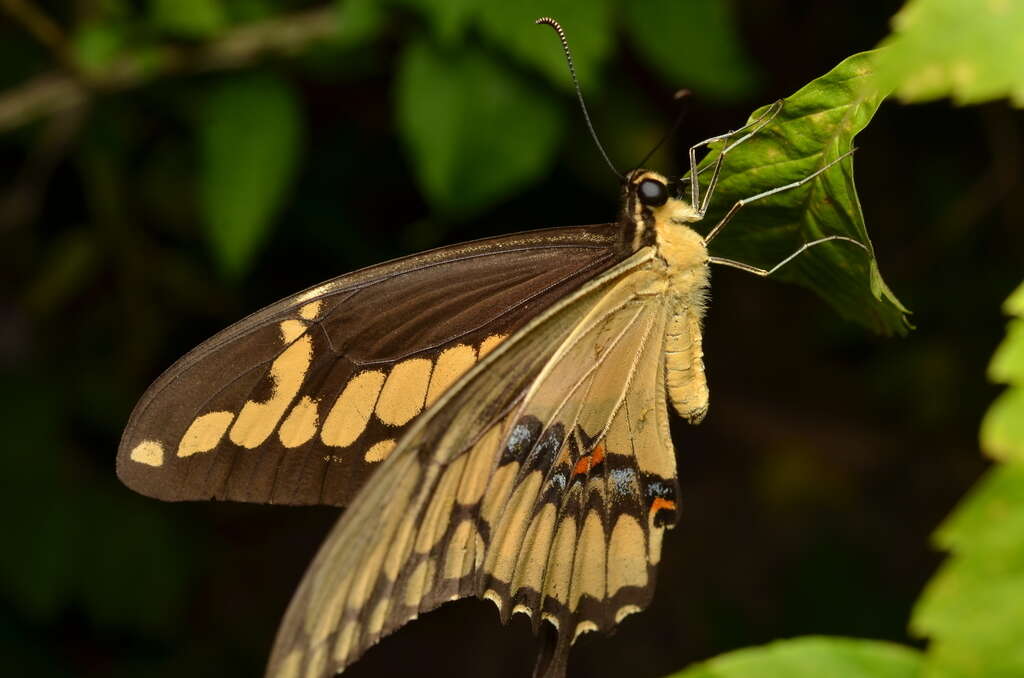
[1, 1, 1021, 676]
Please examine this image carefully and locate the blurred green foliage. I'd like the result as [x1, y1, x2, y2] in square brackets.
[1, 0, 1023, 677]
[670, 636, 922, 678]
[396, 40, 563, 217]
[199, 72, 302, 277]
[874, 0, 1024, 107]
[908, 281, 1024, 678]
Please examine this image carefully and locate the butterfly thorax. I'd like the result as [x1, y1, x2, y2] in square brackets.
[626, 169, 711, 424]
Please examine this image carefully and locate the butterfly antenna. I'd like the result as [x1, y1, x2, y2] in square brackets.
[637, 88, 692, 170]
[536, 17, 622, 180]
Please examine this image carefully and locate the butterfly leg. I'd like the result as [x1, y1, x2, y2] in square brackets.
[703, 147, 857, 245]
[709, 234, 868, 277]
[686, 99, 784, 211]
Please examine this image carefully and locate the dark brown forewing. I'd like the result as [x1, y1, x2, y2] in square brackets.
[266, 253, 681, 678]
[118, 224, 629, 507]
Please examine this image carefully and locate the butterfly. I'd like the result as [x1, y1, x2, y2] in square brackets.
[116, 18, 867, 678]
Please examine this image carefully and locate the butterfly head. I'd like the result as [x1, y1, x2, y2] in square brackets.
[624, 169, 707, 271]
[625, 169, 701, 225]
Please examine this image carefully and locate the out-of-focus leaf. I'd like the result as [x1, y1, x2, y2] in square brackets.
[667, 636, 923, 678]
[697, 51, 911, 336]
[983, 388, 1024, 463]
[334, 0, 384, 47]
[198, 72, 302, 278]
[224, 0, 273, 23]
[149, 0, 225, 39]
[981, 283, 1024, 462]
[874, 0, 1024, 107]
[71, 23, 127, 76]
[477, 0, 613, 90]
[1005, 282, 1024, 316]
[623, 0, 758, 102]
[396, 41, 564, 216]
[395, 0, 478, 43]
[989, 320, 1024, 384]
[911, 281, 1024, 677]
[912, 465, 1024, 678]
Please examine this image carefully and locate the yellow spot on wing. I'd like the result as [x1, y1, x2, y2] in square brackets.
[279, 396, 319, 448]
[385, 513, 417, 580]
[574, 620, 598, 641]
[478, 333, 506, 358]
[457, 424, 502, 505]
[544, 516, 577, 606]
[333, 621, 359, 665]
[415, 455, 466, 553]
[178, 411, 234, 457]
[648, 519, 665, 566]
[364, 438, 396, 463]
[299, 300, 322, 321]
[279, 319, 307, 344]
[321, 369, 385, 448]
[347, 538, 389, 610]
[483, 588, 503, 612]
[229, 336, 313, 449]
[130, 440, 164, 467]
[607, 515, 648, 595]
[367, 598, 389, 636]
[511, 503, 556, 596]
[276, 649, 303, 678]
[444, 519, 475, 579]
[486, 471, 543, 582]
[480, 461, 519, 524]
[404, 558, 436, 607]
[425, 344, 476, 406]
[375, 358, 432, 426]
[571, 511, 606, 608]
[304, 646, 326, 678]
[615, 604, 642, 624]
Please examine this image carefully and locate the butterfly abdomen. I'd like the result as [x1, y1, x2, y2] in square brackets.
[657, 218, 711, 425]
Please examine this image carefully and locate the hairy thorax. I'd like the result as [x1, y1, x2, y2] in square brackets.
[651, 196, 711, 424]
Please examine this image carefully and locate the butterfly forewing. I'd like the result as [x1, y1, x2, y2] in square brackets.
[117, 225, 629, 507]
[267, 248, 681, 678]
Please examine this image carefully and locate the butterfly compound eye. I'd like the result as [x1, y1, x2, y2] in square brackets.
[638, 178, 668, 207]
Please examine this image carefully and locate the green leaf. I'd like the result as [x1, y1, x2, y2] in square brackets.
[477, 0, 613, 90]
[334, 0, 384, 47]
[149, 0, 225, 39]
[910, 283, 1024, 677]
[198, 72, 302, 278]
[623, 0, 759, 102]
[394, 0, 479, 44]
[982, 388, 1024, 463]
[981, 285, 1024, 461]
[989, 319, 1024, 385]
[72, 22, 127, 76]
[912, 465, 1024, 678]
[696, 51, 912, 336]
[874, 0, 1024, 107]
[668, 636, 923, 678]
[1004, 281, 1024, 317]
[396, 41, 564, 216]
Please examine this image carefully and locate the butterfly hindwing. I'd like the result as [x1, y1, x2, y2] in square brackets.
[117, 225, 629, 507]
[267, 248, 681, 678]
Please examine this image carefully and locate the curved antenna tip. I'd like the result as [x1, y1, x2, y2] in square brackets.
[534, 16, 622, 180]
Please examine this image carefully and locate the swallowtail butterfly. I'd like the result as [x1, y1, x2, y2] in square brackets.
[117, 17, 866, 678]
